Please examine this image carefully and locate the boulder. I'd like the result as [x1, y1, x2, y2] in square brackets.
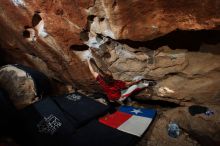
[89, 0, 220, 40]
[0, 0, 220, 91]
[138, 104, 220, 146]
[90, 41, 220, 105]
[0, 1, 220, 144]
[0, 64, 51, 109]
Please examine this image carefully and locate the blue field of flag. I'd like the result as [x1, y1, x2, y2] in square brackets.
[118, 106, 156, 118]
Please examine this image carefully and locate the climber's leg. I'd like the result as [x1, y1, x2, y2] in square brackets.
[119, 82, 146, 101]
[119, 80, 157, 102]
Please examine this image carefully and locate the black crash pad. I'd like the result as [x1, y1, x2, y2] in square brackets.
[65, 106, 157, 146]
[65, 120, 139, 146]
[0, 89, 16, 118]
[0, 89, 17, 136]
[19, 93, 111, 146]
[20, 98, 76, 146]
[51, 92, 110, 127]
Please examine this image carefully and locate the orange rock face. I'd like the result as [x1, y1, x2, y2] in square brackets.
[0, 0, 97, 91]
[0, 0, 220, 92]
[1, 1, 220, 145]
[90, 0, 220, 40]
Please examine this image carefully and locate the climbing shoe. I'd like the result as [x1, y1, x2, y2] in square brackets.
[142, 79, 157, 86]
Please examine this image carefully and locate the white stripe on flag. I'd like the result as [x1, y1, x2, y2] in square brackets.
[117, 115, 152, 137]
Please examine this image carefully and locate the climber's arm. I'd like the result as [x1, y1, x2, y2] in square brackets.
[87, 59, 99, 78]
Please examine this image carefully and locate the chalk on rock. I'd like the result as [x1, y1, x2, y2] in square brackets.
[84, 33, 108, 49]
[103, 29, 115, 39]
[82, 50, 93, 60]
[133, 76, 145, 81]
[115, 46, 135, 59]
[11, 0, 25, 7]
[36, 20, 48, 38]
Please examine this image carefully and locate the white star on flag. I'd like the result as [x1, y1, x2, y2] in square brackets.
[131, 109, 142, 115]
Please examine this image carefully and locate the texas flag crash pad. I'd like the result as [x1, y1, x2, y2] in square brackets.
[99, 106, 157, 137]
[66, 106, 156, 146]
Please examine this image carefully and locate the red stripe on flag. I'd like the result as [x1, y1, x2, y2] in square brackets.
[99, 111, 132, 128]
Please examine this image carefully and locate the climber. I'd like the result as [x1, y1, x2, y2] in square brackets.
[87, 56, 156, 103]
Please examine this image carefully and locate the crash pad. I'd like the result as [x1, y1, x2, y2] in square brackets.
[0, 89, 17, 137]
[66, 120, 138, 146]
[0, 89, 15, 118]
[19, 93, 110, 146]
[100, 106, 156, 137]
[20, 98, 76, 146]
[52, 92, 110, 127]
[66, 106, 156, 146]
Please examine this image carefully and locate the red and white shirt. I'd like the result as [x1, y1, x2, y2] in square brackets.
[96, 75, 126, 101]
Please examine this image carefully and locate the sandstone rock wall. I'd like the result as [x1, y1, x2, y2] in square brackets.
[89, 0, 220, 40]
[138, 104, 220, 146]
[0, 0, 220, 101]
[1, 1, 220, 145]
[0, 0, 95, 91]
[89, 40, 220, 105]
